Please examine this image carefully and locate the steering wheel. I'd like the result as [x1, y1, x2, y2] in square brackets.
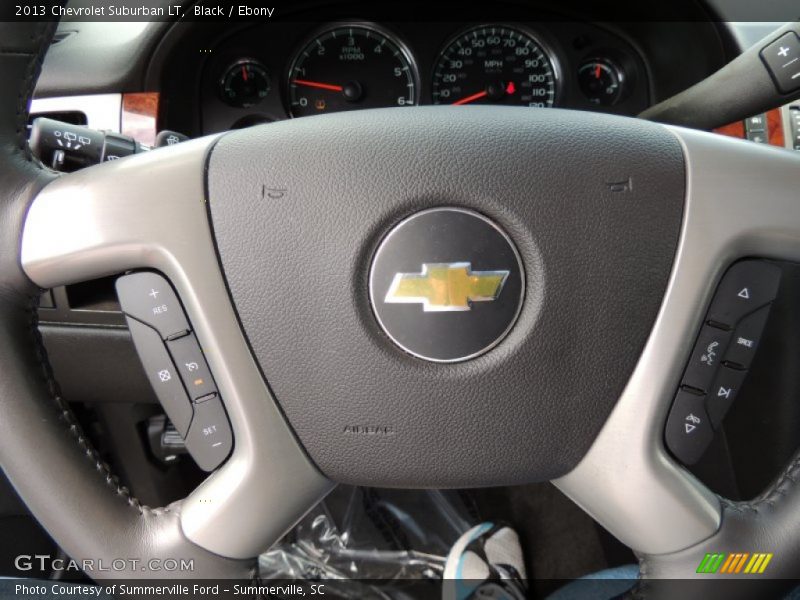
[4, 19, 800, 597]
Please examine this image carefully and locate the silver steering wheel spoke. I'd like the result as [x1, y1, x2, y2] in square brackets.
[21, 136, 332, 559]
[556, 127, 800, 555]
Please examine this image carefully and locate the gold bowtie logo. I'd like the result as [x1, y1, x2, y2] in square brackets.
[385, 262, 509, 312]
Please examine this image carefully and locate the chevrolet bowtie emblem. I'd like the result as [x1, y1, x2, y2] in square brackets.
[385, 262, 509, 312]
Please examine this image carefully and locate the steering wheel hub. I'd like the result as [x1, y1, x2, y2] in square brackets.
[206, 106, 685, 487]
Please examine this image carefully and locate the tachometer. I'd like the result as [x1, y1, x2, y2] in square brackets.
[287, 24, 418, 118]
[432, 25, 557, 108]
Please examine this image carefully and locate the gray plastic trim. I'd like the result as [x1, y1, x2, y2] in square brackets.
[20, 137, 333, 560]
[781, 102, 797, 150]
[555, 126, 800, 555]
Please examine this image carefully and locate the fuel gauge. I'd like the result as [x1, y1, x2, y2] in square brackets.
[578, 59, 625, 106]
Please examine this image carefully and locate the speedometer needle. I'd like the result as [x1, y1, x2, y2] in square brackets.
[453, 82, 517, 105]
[292, 79, 344, 92]
[452, 90, 488, 106]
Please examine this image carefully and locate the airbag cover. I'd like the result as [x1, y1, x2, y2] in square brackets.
[207, 107, 684, 486]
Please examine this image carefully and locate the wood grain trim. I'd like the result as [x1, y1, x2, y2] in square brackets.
[121, 92, 159, 146]
[766, 108, 785, 147]
[713, 119, 745, 139]
[713, 108, 784, 147]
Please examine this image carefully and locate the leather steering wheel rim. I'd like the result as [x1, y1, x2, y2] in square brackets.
[0, 21, 254, 580]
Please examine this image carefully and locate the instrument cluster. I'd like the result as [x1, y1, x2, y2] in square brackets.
[200, 20, 650, 132]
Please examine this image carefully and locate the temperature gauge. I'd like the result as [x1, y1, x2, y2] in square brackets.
[577, 59, 625, 106]
[220, 59, 271, 108]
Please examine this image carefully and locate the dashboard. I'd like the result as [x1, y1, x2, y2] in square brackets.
[199, 20, 652, 133]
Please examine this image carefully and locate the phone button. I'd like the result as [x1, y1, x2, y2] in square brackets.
[681, 325, 732, 393]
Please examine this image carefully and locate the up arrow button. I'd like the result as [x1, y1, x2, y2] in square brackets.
[707, 261, 781, 328]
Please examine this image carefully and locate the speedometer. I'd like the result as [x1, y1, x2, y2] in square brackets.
[432, 25, 557, 108]
[287, 24, 418, 118]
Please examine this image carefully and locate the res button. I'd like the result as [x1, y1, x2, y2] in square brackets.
[116, 272, 190, 340]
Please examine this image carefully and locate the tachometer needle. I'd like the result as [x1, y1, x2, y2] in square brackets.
[452, 90, 489, 106]
[292, 79, 344, 92]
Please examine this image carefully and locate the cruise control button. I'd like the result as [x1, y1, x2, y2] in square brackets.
[707, 261, 781, 328]
[166, 333, 217, 400]
[665, 389, 714, 465]
[707, 367, 748, 429]
[682, 326, 731, 393]
[125, 317, 193, 437]
[724, 305, 771, 369]
[184, 396, 232, 472]
[116, 272, 190, 340]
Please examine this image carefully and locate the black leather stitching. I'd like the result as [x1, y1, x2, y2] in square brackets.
[28, 295, 147, 513]
[636, 449, 800, 591]
[13, 22, 150, 515]
[725, 448, 800, 515]
[0, 22, 254, 578]
[15, 23, 48, 153]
